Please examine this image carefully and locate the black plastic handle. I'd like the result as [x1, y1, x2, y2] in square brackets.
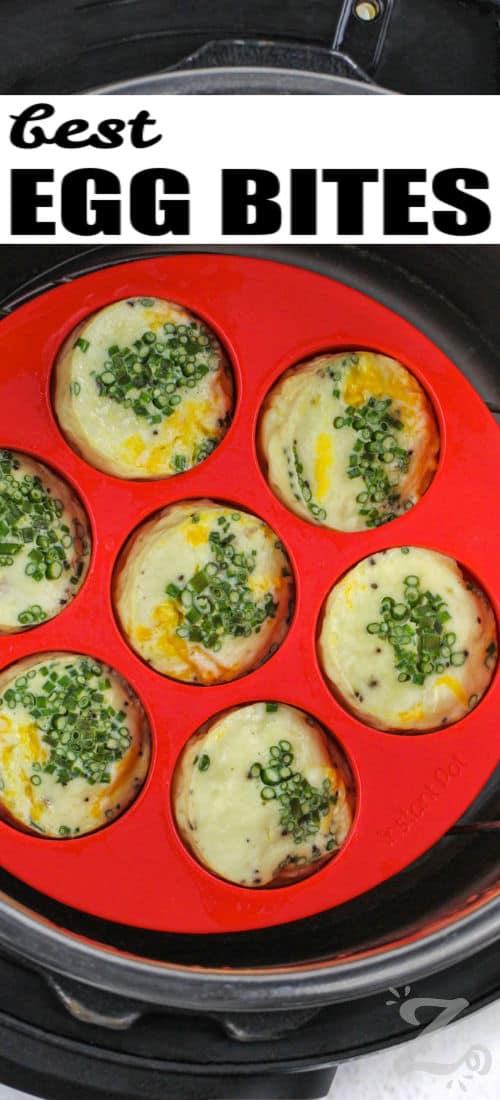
[334, 0, 394, 75]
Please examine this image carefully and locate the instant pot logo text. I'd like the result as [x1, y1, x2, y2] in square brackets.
[378, 753, 468, 845]
[3, 101, 493, 243]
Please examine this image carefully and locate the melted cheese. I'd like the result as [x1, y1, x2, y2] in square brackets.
[318, 547, 497, 731]
[314, 432, 334, 500]
[54, 297, 233, 480]
[259, 351, 439, 533]
[122, 434, 146, 462]
[185, 522, 209, 547]
[397, 705, 425, 726]
[343, 352, 418, 421]
[0, 653, 150, 837]
[114, 500, 294, 685]
[173, 702, 353, 886]
[435, 674, 468, 707]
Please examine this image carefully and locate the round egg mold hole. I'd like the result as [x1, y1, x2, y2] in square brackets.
[110, 497, 297, 686]
[0, 253, 497, 935]
[255, 346, 441, 532]
[170, 701, 358, 889]
[50, 296, 236, 481]
[315, 548, 498, 734]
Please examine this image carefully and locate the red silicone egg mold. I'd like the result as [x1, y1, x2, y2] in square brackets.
[0, 253, 498, 935]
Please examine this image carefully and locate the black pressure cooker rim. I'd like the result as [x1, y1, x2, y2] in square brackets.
[1, 886, 500, 1012]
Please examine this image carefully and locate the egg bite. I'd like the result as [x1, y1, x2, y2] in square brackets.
[173, 702, 353, 887]
[114, 501, 294, 684]
[0, 653, 150, 838]
[318, 547, 497, 732]
[0, 450, 90, 634]
[258, 351, 439, 532]
[53, 297, 234, 479]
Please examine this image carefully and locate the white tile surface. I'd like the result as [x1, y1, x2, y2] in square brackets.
[331, 995, 500, 1099]
[0, 995, 499, 1099]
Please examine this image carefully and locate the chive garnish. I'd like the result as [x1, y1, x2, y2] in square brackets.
[0, 450, 87, 591]
[17, 605, 48, 626]
[0, 658, 131, 789]
[73, 338, 90, 353]
[165, 513, 286, 652]
[333, 394, 412, 527]
[198, 754, 210, 772]
[366, 574, 468, 685]
[250, 742, 338, 846]
[92, 319, 225, 467]
[284, 442, 327, 522]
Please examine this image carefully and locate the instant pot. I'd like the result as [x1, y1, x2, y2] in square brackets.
[0, 244, 498, 1099]
[2, 0, 497, 93]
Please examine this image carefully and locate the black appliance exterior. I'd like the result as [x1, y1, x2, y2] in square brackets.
[0, 245, 498, 1100]
[1, 0, 497, 93]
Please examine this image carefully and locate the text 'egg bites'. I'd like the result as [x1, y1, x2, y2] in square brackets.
[0, 653, 150, 838]
[0, 450, 90, 633]
[318, 547, 497, 732]
[173, 702, 353, 887]
[114, 501, 295, 684]
[53, 297, 234, 479]
[259, 351, 440, 532]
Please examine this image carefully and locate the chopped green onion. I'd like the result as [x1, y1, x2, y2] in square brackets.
[0, 449, 87, 600]
[90, 320, 226, 469]
[166, 513, 286, 653]
[369, 574, 467, 686]
[250, 741, 340, 846]
[73, 337, 90, 353]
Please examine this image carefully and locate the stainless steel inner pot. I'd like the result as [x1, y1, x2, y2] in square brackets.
[96, 67, 385, 95]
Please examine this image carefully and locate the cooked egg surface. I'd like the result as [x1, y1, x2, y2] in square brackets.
[54, 297, 234, 479]
[259, 351, 439, 532]
[114, 501, 294, 684]
[318, 547, 497, 731]
[0, 653, 150, 837]
[0, 450, 90, 634]
[173, 702, 352, 886]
